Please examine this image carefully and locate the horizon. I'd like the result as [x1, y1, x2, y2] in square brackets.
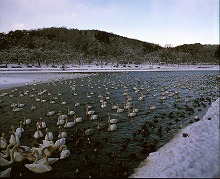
[0, 0, 219, 47]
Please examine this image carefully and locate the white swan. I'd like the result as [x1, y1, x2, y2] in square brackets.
[38, 117, 46, 129]
[61, 98, 67, 105]
[58, 111, 68, 120]
[9, 129, 20, 145]
[31, 103, 36, 110]
[46, 107, 56, 116]
[117, 104, 124, 113]
[108, 113, 119, 124]
[108, 121, 117, 132]
[12, 105, 23, 112]
[128, 109, 136, 117]
[0, 143, 15, 158]
[12, 144, 26, 162]
[45, 128, 54, 141]
[0, 167, 11, 177]
[86, 105, 95, 115]
[67, 106, 75, 115]
[25, 151, 53, 173]
[74, 113, 82, 123]
[34, 123, 43, 139]
[22, 114, 31, 125]
[64, 117, 76, 128]
[58, 126, 67, 138]
[0, 143, 16, 166]
[0, 133, 7, 149]
[59, 145, 71, 159]
[111, 103, 117, 110]
[54, 138, 66, 150]
[90, 114, 98, 120]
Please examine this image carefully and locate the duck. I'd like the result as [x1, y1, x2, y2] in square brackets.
[59, 145, 71, 159]
[34, 123, 43, 139]
[45, 128, 54, 141]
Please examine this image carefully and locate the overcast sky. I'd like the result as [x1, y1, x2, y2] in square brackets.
[0, 0, 219, 47]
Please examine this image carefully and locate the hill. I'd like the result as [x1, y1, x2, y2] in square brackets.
[0, 27, 219, 67]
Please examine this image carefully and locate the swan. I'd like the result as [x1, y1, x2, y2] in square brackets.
[101, 100, 107, 108]
[0, 133, 7, 149]
[75, 102, 80, 107]
[108, 113, 119, 124]
[12, 144, 26, 162]
[25, 151, 53, 173]
[74, 113, 82, 123]
[17, 99, 25, 107]
[67, 106, 75, 115]
[0, 143, 16, 166]
[12, 105, 23, 112]
[34, 123, 43, 139]
[128, 109, 136, 117]
[97, 118, 106, 130]
[61, 98, 67, 105]
[54, 138, 66, 150]
[117, 104, 124, 113]
[84, 128, 94, 136]
[22, 114, 31, 125]
[0, 143, 15, 158]
[58, 111, 68, 120]
[38, 117, 46, 129]
[31, 103, 36, 110]
[86, 105, 95, 115]
[36, 146, 59, 164]
[58, 126, 67, 138]
[46, 107, 56, 116]
[132, 105, 139, 113]
[90, 114, 98, 120]
[45, 128, 54, 141]
[64, 117, 76, 128]
[108, 121, 117, 132]
[111, 103, 117, 110]
[59, 145, 71, 159]
[0, 167, 11, 177]
[9, 129, 20, 145]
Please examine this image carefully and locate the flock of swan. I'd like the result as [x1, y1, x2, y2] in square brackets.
[0, 71, 219, 177]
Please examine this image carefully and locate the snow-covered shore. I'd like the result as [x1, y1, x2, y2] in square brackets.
[130, 98, 220, 178]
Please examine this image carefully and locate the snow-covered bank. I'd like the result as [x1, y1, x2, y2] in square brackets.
[0, 64, 219, 72]
[0, 72, 92, 90]
[130, 98, 220, 178]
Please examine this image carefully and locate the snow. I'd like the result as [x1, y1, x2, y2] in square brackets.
[0, 64, 219, 178]
[129, 98, 220, 178]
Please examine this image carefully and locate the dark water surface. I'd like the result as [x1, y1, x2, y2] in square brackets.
[0, 71, 219, 177]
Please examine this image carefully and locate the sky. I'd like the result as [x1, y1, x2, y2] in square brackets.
[0, 0, 219, 47]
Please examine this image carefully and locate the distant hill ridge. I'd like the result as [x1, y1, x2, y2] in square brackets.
[0, 27, 219, 66]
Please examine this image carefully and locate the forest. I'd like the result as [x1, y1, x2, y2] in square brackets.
[0, 27, 219, 67]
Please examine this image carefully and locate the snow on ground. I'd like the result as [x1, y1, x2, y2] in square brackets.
[129, 98, 220, 178]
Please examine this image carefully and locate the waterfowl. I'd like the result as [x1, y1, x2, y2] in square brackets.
[128, 109, 136, 117]
[46, 107, 56, 116]
[9, 128, 20, 145]
[58, 126, 67, 138]
[34, 123, 43, 139]
[117, 104, 124, 113]
[0, 167, 11, 177]
[74, 113, 82, 123]
[85, 128, 94, 136]
[0, 133, 7, 149]
[108, 120, 117, 132]
[45, 128, 54, 141]
[22, 114, 31, 125]
[108, 113, 119, 124]
[25, 151, 53, 173]
[149, 102, 156, 110]
[97, 118, 106, 130]
[59, 145, 71, 159]
[0, 143, 16, 166]
[67, 106, 75, 115]
[38, 117, 46, 129]
[64, 117, 76, 128]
